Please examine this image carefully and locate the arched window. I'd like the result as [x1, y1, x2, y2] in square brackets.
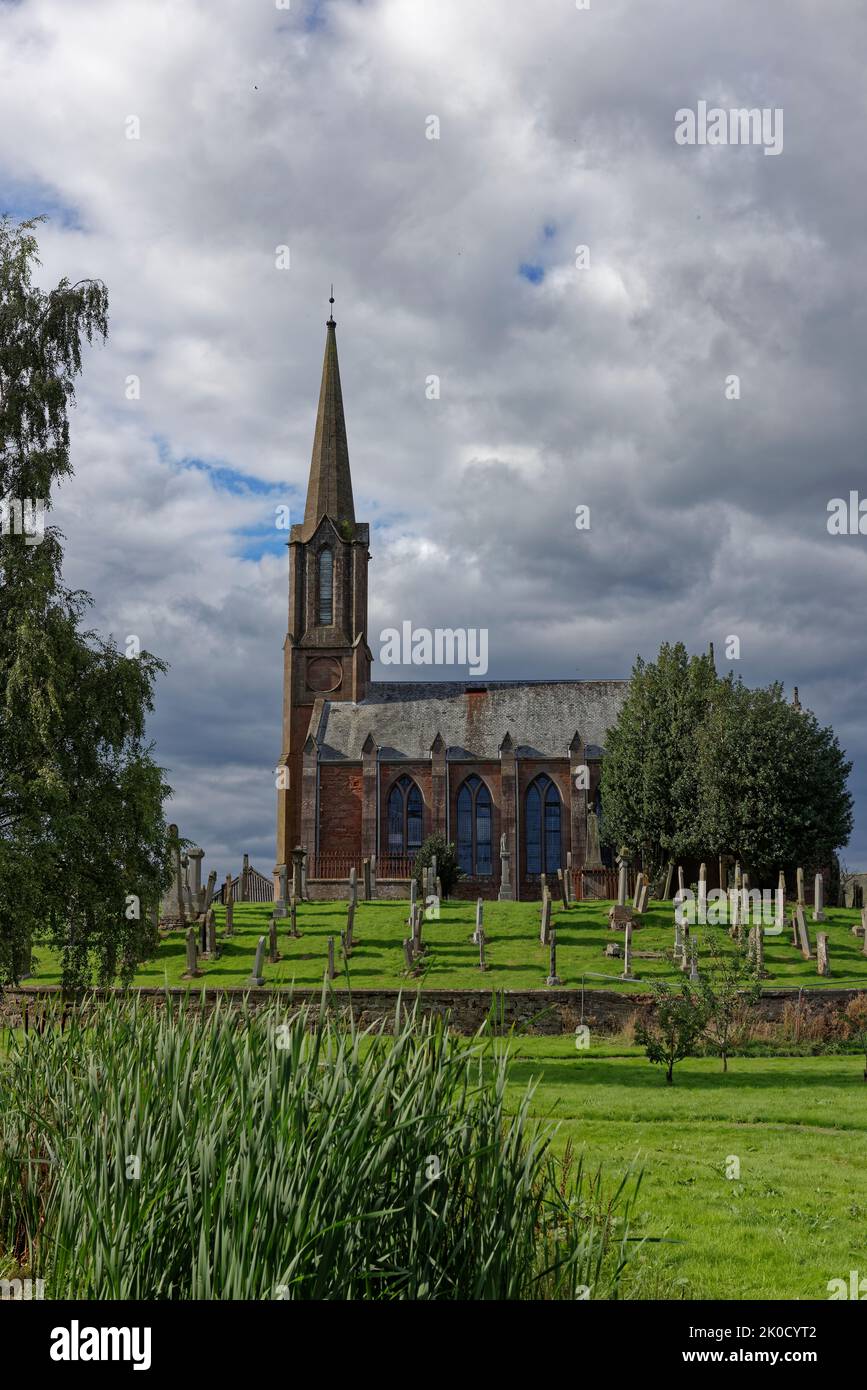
[525, 775, 561, 876]
[456, 775, 492, 877]
[318, 548, 333, 625]
[387, 775, 423, 855]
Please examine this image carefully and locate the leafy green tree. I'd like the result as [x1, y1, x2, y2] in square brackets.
[412, 833, 461, 899]
[696, 678, 852, 883]
[601, 643, 719, 878]
[635, 980, 707, 1084]
[0, 215, 170, 990]
[697, 937, 763, 1072]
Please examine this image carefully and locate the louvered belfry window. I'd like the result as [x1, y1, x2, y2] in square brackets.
[318, 548, 333, 624]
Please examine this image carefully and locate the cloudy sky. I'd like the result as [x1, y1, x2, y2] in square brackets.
[2, 0, 866, 876]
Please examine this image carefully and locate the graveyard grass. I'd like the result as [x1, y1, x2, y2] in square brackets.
[24, 897, 867, 992]
[16, 900, 867, 1300]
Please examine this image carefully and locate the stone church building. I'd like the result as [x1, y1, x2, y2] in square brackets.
[275, 309, 628, 899]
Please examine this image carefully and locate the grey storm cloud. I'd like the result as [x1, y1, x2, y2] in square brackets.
[1, 0, 865, 874]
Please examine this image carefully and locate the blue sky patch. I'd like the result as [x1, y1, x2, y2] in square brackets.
[519, 262, 545, 285]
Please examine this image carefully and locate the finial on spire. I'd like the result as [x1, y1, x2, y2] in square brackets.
[327, 284, 335, 325]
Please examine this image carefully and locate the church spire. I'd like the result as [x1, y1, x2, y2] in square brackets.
[302, 293, 355, 533]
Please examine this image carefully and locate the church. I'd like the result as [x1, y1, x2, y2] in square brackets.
[275, 306, 629, 900]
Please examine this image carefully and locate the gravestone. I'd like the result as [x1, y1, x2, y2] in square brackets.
[246, 936, 266, 987]
[240, 852, 250, 903]
[539, 872, 547, 899]
[348, 866, 357, 907]
[795, 906, 812, 960]
[275, 863, 289, 917]
[326, 936, 335, 981]
[796, 866, 805, 907]
[677, 864, 685, 897]
[662, 861, 674, 901]
[816, 932, 830, 977]
[206, 910, 220, 960]
[289, 894, 301, 938]
[187, 848, 204, 912]
[673, 919, 684, 965]
[269, 915, 280, 964]
[608, 903, 633, 931]
[618, 859, 629, 907]
[632, 872, 644, 912]
[292, 845, 304, 901]
[778, 869, 786, 904]
[698, 863, 707, 920]
[546, 929, 562, 986]
[478, 927, 488, 972]
[408, 878, 417, 925]
[182, 926, 201, 979]
[202, 867, 216, 915]
[473, 897, 484, 946]
[370, 853, 377, 900]
[622, 920, 633, 979]
[498, 832, 514, 901]
[345, 899, 356, 952]
[224, 875, 234, 935]
[689, 939, 699, 983]
[412, 904, 425, 955]
[604, 941, 621, 959]
[558, 868, 569, 910]
[300, 851, 308, 901]
[636, 879, 649, 914]
[748, 925, 765, 977]
[540, 891, 552, 945]
[402, 938, 417, 975]
[813, 873, 826, 923]
[363, 857, 372, 901]
[681, 924, 691, 972]
[565, 851, 573, 905]
[435, 875, 442, 902]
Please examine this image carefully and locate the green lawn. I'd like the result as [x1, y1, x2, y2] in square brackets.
[21, 897, 867, 992]
[502, 1039, 867, 1299]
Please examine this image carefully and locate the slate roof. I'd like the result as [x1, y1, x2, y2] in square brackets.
[315, 680, 628, 762]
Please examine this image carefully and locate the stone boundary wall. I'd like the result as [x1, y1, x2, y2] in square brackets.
[2, 986, 864, 1035]
[306, 881, 406, 901]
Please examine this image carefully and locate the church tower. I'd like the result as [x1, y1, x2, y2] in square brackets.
[276, 299, 371, 872]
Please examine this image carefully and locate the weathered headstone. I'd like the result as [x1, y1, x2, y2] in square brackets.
[546, 928, 562, 986]
[778, 869, 786, 904]
[565, 851, 573, 905]
[345, 899, 356, 952]
[558, 868, 569, 910]
[289, 894, 300, 938]
[632, 872, 644, 912]
[498, 833, 513, 901]
[813, 873, 826, 923]
[662, 860, 674, 901]
[408, 878, 417, 925]
[608, 903, 633, 931]
[473, 897, 484, 945]
[795, 906, 812, 960]
[540, 890, 552, 945]
[478, 927, 488, 972]
[349, 865, 357, 907]
[816, 932, 830, 977]
[224, 874, 234, 935]
[246, 935, 266, 987]
[300, 850, 308, 901]
[539, 872, 547, 899]
[796, 866, 805, 907]
[622, 920, 633, 979]
[698, 863, 707, 921]
[269, 915, 280, 964]
[636, 879, 649, 914]
[162, 824, 186, 930]
[363, 857, 372, 901]
[240, 852, 250, 903]
[326, 936, 335, 981]
[435, 875, 442, 902]
[206, 909, 220, 960]
[275, 862, 289, 917]
[402, 937, 416, 974]
[673, 918, 684, 965]
[618, 859, 629, 907]
[677, 864, 685, 897]
[412, 903, 424, 955]
[585, 809, 602, 867]
[182, 925, 201, 979]
[689, 938, 699, 983]
[188, 848, 205, 912]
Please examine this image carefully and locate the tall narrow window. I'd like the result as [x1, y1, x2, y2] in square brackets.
[456, 775, 492, 876]
[387, 775, 423, 855]
[318, 548, 333, 624]
[525, 775, 561, 876]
